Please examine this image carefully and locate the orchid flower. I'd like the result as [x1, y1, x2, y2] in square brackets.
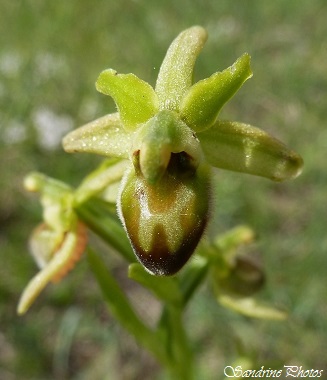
[17, 173, 88, 314]
[18, 26, 303, 315]
[63, 26, 303, 276]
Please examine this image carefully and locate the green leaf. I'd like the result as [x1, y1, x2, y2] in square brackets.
[62, 113, 132, 157]
[128, 263, 182, 306]
[155, 26, 208, 112]
[198, 120, 304, 181]
[180, 53, 252, 132]
[53, 308, 82, 376]
[96, 70, 158, 131]
[218, 294, 288, 320]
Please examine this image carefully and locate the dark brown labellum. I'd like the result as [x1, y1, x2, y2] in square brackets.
[118, 153, 211, 275]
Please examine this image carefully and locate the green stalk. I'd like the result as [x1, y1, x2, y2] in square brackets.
[178, 255, 210, 306]
[154, 256, 210, 380]
[163, 305, 194, 380]
[87, 248, 170, 367]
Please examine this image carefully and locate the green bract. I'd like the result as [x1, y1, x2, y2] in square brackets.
[62, 25, 303, 275]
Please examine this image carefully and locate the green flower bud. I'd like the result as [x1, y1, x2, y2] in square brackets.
[213, 255, 265, 297]
[118, 156, 211, 276]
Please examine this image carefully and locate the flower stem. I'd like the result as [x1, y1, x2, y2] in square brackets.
[87, 248, 170, 367]
[158, 305, 194, 380]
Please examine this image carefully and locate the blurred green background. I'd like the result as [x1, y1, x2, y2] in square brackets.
[1, 1, 326, 379]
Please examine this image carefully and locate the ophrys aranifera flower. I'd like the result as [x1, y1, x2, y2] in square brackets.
[62, 26, 303, 276]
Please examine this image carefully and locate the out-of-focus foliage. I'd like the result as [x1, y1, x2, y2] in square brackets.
[0, 1, 326, 379]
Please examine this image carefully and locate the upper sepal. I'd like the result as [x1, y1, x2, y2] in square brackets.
[180, 53, 252, 132]
[155, 26, 208, 112]
[198, 120, 303, 181]
[96, 69, 158, 131]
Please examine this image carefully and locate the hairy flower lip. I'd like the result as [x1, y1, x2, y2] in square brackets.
[118, 160, 211, 276]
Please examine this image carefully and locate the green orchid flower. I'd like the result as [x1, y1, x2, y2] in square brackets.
[62, 25, 303, 276]
[17, 173, 88, 315]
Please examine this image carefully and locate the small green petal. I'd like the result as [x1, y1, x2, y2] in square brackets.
[155, 26, 208, 112]
[180, 53, 252, 132]
[62, 113, 132, 158]
[96, 69, 158, 131]
[198, 120, 303, 181]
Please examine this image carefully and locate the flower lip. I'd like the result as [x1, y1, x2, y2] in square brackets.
[118, 159, 211, 276]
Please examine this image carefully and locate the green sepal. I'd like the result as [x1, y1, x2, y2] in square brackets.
[128, 263, 182, 306]
[180, 53, 252, 132]
[198, 120, 303, 181]
[155, 26, 208, 112]
[96, 70, 158, 131]
[217, 294, 287, 320]
[62, 113, 132, 158]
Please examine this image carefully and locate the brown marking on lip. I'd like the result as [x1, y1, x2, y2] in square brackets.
[119, 154, 211, 275]
[130, 217, 208, 276]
